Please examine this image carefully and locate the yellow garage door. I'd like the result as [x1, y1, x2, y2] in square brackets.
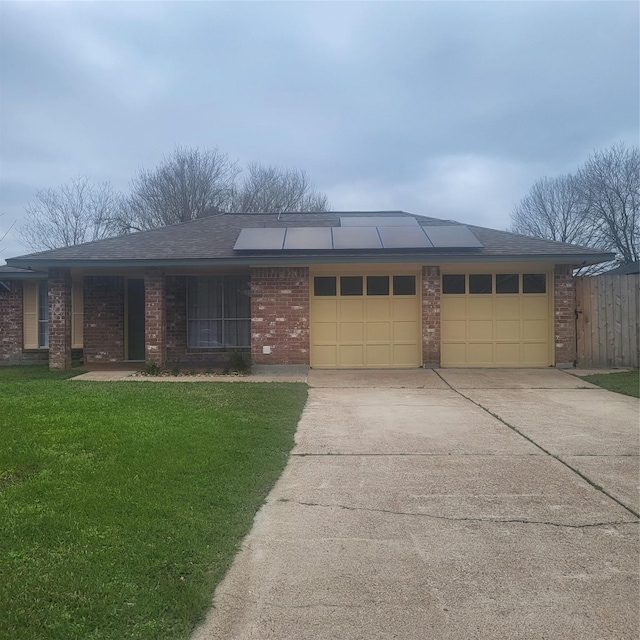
[310, 273, 421, 368]
[441, 272, 552, 367]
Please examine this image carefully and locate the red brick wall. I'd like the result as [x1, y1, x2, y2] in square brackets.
[145, 270, 166, 366]
[83, 276, 125, 362]
[166, 275, 187, 364]
[250, 267, 309, 365]
[422, 266, 441, 367]
[554, 265, 576, 366]
[48, 269, 72, 370]
[0, 280, 24, 363]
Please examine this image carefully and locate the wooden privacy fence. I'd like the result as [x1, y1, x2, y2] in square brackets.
[575, 274, 639, 368]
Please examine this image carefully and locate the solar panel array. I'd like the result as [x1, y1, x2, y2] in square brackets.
[233, 221, 483, 251]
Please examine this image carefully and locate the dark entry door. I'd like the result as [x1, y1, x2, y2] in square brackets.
[127, 279, 145, 361]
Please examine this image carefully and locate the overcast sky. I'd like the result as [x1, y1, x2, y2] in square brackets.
[1, 0, 638, 261]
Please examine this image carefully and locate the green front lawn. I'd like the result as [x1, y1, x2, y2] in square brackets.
[582, 369, 640, 398]
[0, 367, 307, 639]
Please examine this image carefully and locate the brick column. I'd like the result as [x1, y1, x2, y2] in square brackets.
[48, 269, 72, 370]
[144, 270, 166, 367]
[250, 267, 309, 365]
[422, 266, 441, 367]
[554, 265, 576, 367]
[0, 280, 23, 363]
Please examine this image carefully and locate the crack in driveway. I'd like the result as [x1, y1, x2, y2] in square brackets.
[433, 370, 640, 520]
[285, 499, 639, 529]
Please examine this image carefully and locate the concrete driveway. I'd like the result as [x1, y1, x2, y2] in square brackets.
[193, 369, 639, 640]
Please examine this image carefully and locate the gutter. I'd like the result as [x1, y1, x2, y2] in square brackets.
[6, 252, 615, 270]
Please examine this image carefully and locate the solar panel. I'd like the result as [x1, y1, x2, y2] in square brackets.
[340, 216, 419, 227]
[332, 226, 382, 249]
[233, 228, 286, 251]
[378, 226, 433, 249]
[422, 226, 483, 248]
[283, 227, 333, 250]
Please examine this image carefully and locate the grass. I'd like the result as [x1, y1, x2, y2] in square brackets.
[0, 366, 307, 640]
[582, 369, 639, 398]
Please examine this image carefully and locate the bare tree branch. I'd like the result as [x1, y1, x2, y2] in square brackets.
[17, 177, 124, 252]
[123, 146, 240, 230]
[231, 163, 329, 214]
[576, 142, 639, 265]
[510, 142, 639, 269]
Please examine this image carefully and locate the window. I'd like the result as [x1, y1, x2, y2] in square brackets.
[393, 275, 416, 296]
[442, 274, 465, 294]
[340, 276, 363, 296]
[187, 276, 250, 348]
[314, 276, 336, 296]
[496, 274, 519, 294]
[38, 282, 49, 348]
[469, 274, 492, 294]
[523, 274, 546, 294]
[366, 276, 389, 296]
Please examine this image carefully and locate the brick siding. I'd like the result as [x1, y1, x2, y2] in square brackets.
[48, 269, 72, 370]
[144, 270, 166, 366]
[422, 266, 441, 367]
[0, 280, 24, 363]
[554, 265, 576, 366]
[251, 267, 310, 365]
[83, 276, 125, 363]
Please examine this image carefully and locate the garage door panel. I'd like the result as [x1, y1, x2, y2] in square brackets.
[394, 321, 418, 343]
[441, 343, 466, 366]
[339, 345, 364, 367]
[523, 319, 548, 341]
[496, 342, 521, 365]
[314, 322, 337, 343]
[442, 319, 466, 341]
[313, 298, 338, 321]
[468, 297, 493, 318]
[523, 342, 549, 365]
[340, 322, 364, 343]
[441, 297, 466, 318]
[366, 321, 390, 342]
[469, 320, 493, 341]
[496, 297, 520, 317]
[313, 345, 337, 367]
[366, 344, 391, 367]
[521, 296, 547, 317]
[393, 344, 421, 367]
[366, 298, 390, 319]
[468, 343, 493, 365]
[340, 299, 364, 321]
[393, 298, 419, 320]
[495, 320, 520, 341]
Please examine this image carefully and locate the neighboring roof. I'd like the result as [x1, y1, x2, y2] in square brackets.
[0, 265, 47, 279]
[6, 211, 614, 268]
[602, 261, 640, 275]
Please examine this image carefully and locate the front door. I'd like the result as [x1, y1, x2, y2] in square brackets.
[127, 279, 145, 361]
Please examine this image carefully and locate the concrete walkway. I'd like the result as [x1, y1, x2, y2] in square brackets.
[192, 368, 639, 640]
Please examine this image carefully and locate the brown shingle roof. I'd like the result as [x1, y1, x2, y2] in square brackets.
[6, 211, 613, 267]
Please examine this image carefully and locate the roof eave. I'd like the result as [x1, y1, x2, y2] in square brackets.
[5, 251, 615, 270]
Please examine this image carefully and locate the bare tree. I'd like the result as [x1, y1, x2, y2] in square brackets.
[17, 177, 123, 252]
[231, 163, 329, 214]
[510, 142, 639, 266]
[0, 213, 16, 257]
[576, 142, 639, 265]
[123, 146, 239, 231]
[510, 174, 595, 246]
